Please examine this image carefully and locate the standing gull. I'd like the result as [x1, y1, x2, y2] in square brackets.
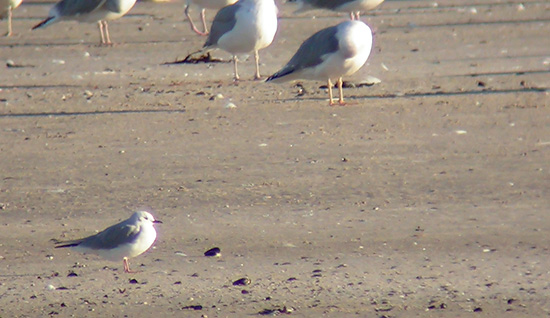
[55, 211, 161, 273]
[185, 0, 237, 36]
[266, 20, 373, 106]
[291, 0, 384, 20]
[202, 0, 278, 81]
[31, 0, 137, 45]
[0, 0, 22, 36]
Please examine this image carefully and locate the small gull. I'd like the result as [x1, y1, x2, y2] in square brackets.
[185, 0, 237, 36]
[55, 211, 161, 273]
[291, 0, 384, 20]
[266, 20, 373, 106]
[31, 0, 137, 45]
[202, 0, 278, 81]
[0, 0, 22, 36]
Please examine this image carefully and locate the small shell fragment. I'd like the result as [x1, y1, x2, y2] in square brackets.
[83, 90, 94, 99]
[225, 102, 237, 109]
[361, 75, 382, 86]
[209, 93, 224, 101]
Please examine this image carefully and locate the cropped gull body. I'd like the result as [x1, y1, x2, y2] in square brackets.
[55, 211, 161, 273]
[185, 0, 237, 36]
[266, 20, 373, 106]
[0, 0, 22, 36]
[32, 0, 137, 45]
[203, 0, 278, 80]
[292, 0, 384, 20]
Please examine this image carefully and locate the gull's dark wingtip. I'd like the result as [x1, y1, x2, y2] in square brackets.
[265, 74, 276, 82]
[54, 238, 83, 248]
[265, 67, 294, 83]
[55, 242, 80, 248]
[32, 16, 55, 30]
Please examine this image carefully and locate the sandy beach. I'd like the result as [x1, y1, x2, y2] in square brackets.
[1, 0, 550, 316]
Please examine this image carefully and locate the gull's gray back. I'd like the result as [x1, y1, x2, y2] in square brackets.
[54, 0, 107, 16]
[204, 1, 242, 48]
[285, 25, 340, 72]
[81, 219, 141, 250]
[303, 0, 354, 10]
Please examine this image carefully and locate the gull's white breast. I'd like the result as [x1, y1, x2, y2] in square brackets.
[217, 0, 278, 54]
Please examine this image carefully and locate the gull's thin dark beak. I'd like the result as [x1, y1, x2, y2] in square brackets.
[153, 220, 162, 224]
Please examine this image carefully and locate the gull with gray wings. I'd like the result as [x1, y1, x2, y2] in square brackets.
[200, 0, 278, 80]
[32, 0, 137, 45]
[55, 211, 161, 273]
[267, 20, 373, 106]
[290, 0, 384, 20]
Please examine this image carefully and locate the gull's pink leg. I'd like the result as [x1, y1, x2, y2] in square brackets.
[328, 78, 335, 106]
[103, 21, 112, 45]
[123, 257, 140, 273]
[233, 55, 240, 81]
[98, 21, 106, 45]
[200, 9, 209, 35]
[5, 7, 13, 37]
[254, 50, 262, 80]
[337, 77, 346, 105]
[185, 5, 208, 36]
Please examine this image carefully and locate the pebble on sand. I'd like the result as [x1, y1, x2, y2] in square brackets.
[204, 247, 221, 257]
[232, 277, 251, 286]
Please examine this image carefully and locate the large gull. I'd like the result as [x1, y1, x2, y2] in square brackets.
[202, 0, 278, 80]
[291, 0, 384, 20]
[32, 0, 137, 45]
[267, 20, 373, 106]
